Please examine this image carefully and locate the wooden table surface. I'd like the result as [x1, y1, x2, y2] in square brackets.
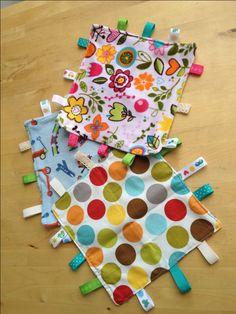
[1, 1, 236, 314]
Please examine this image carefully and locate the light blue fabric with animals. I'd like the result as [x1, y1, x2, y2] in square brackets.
[24, 112, 100, 227]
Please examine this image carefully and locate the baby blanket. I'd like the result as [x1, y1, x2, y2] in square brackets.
[53, 150, 221, 305]
[56, 24, 196, 155]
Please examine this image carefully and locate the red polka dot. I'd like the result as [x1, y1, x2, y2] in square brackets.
[113, 285, 133, 305]
[87, 200, 106, 220]
[164, 199, 187, 221]
[89, 167, 108, 186]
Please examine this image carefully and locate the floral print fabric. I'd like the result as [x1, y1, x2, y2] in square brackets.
[57, 24, 196, 155]
[53, 151, 221, 305]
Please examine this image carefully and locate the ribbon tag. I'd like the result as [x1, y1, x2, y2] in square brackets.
[40, 99, 51, 116]
[162, 137, 179, 149]
[136, 289, 155, 311]
[19, 140, 31, 152]
[22, 204, 42, 218]
[189, 63, 204, 76]
[49, 228, 68, 248]
[176, 103, 191, 114]
[178, 157, 207, 180]
[50, 177, 66, 197]
[64, 69, 77, 81]
[98, 144, 109, 158]
[169, 27, 180, 42]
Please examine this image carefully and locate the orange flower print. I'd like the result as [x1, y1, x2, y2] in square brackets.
[84, 114, 109, 140]
[96, 44, 116, 64]
[134, 72, 155, 91]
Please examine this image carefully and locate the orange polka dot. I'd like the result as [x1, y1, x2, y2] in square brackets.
[122, 222, 143, 242]
[86, 247, 104, 267]
[67, 205, 84, 225]
[188, 195, 208, 215]
[108, 161, 128, 181]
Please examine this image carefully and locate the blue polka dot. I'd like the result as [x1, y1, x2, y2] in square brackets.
[145, 214, 167, 235]
[125, 176, 145, 196]
[169, 251, 185, 267]
[171, 174, 190, 195]
[77, 225, 95, 245]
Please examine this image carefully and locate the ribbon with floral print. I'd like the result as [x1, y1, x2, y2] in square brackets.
[56, 24, 196, 156]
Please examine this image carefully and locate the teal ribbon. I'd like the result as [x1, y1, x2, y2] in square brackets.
[193, 184, 214, 201]
[142, 22, 155, 37]
[77, 37, 89, 48]
[169, 264, 192, 293]
[69, 252, 85, 271]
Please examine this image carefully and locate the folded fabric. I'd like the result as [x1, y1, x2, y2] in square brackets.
[56, 24, 196, 155]
[53, 150, 221, 305]
[24, 112, 100, 226]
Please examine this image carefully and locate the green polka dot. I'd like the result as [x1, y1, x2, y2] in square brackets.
[151, 162, 173, 182]
[101, 263, 121, 284]
[167, 226, 189, 248]
[103, 182, 122, 202]
[64, 225, 75, 240]
[140, 243, 162, 265]
[97, 228, 118, 248]
[55, 192, 71, 210]
[112, 149, 126, 159]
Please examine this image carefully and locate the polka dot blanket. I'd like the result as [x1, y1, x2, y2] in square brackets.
[52, 150, 221, 305]
[56, 24, 196, 155]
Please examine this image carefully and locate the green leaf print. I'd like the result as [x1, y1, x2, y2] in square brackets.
[79, 81, 87, 92]
[167, 43, 178, 56]
[117, 34, 127, 45]
[92, 77, 108, 84]
[76, 69, 86, 80]
[182, 58, 189, 67]
[137, 62, 152, 70]
[105, 64, 115, 75]
[177, 68, 185, 77]
[154, 57, 164, 75]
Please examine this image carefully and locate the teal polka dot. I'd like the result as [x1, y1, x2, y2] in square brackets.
[145, 214, 167, 235]
[169, 251, 185, 267]
[125, 176, 145, 196]
[77, 225, 95, 245]
[171, 174, 190, 195]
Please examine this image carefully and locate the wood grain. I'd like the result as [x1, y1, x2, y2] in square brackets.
[1, 1, 236, 313]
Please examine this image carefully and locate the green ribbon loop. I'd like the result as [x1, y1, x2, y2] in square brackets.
[117, 18, 128, 31]
[80, 278, 103, 295]
[22, 173, 37, 184]
[122, 153, 135, 166]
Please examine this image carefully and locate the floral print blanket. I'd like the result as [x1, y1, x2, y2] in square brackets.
[57, 24, 196, 155]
